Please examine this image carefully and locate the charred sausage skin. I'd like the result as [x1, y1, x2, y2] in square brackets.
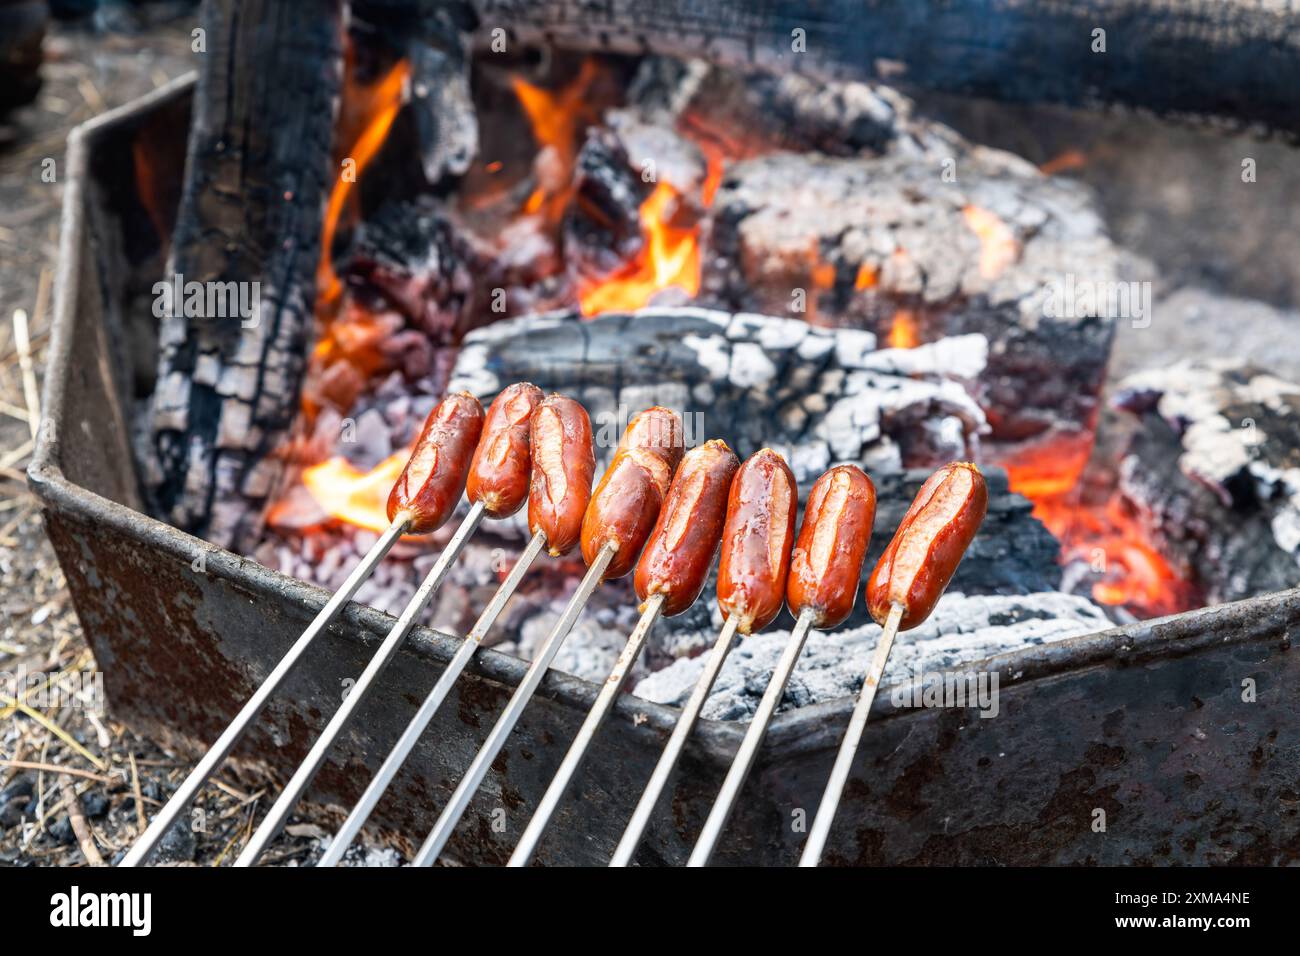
[466, 383, 544, 518]
[786, 464, 877, 630]
[716, 449, 798, 634]
[634, 439, 740, 616]
[387, 392, 485, 534]
[527, 394, 596, 556]
[580, 407, 684, 579]
[866, 461, 987, 630]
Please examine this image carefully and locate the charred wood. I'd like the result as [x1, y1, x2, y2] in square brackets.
[474, 0, 1300, 135]
[147, 0, 345, 549]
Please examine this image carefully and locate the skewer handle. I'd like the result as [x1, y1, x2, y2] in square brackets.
[318, 528, 547, 866]
[798, 601, 903, 867]
[611, 614, 740, 867]
[687, 608, 816, 867]
[233, 501, 486, 867]
[508, 593, 665, 866]
[412, 540, 618, 867]
[119, 518, 408, 867]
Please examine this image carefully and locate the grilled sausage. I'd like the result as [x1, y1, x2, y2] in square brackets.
[387, 392, 486, 534]
[466, 383, 544, 518]
[716, 449, 798, 634]
[866, 461, 988, 630]
[528, 394, 596, 556]
[786, 465, 877, 630]
[580, 406, 684, 579]
[634, 439, 739, 616]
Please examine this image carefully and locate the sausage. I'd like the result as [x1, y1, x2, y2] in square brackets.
[716, 449, 798, 634]
[580, 406, 684, 579]
[527, 394, 596, 556]
[386, 392, 486, 534]
[786, 465, 877, 630]
[466, 383, 544, 518]
[634, 439, 739, 616]
[866, 461, 988, 630]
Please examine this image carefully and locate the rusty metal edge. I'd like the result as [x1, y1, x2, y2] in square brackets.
[27, 77, 1300, 774]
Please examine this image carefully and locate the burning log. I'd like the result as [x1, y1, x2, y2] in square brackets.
[697, 149, 1120, 465]
[448, 307, 988, 484]
[1110, 359, 1300, 606]
[147, 0, 347, 549]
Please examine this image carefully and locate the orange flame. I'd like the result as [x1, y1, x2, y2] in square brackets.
[886, 309, 920, 349]
[578, 182, 701, 316]
[1003, 438, 1198, 618]
[300, 452, 407, 533]
[317, 59, 410, 307]
[962, 206, 1019, 280]
[512, 60, 600, 221]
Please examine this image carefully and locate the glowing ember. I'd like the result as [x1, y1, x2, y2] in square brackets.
[962, 205, 1019, 280]
[300, 452, 407, 533]
[1003, 438, 1198, 618]
[886, 309, 920, 349]
[854, 263, 877, 291]
[317, 59, 409, 307]
[1039, 149, 1089, 176]
[578, 182, 701, 316]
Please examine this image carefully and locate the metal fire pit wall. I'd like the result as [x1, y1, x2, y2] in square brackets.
[29, 79, 1300, 866]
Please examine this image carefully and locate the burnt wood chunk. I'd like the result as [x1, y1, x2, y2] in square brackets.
[697, 149, 1119, 465]
[476, 0, 1300, 134]
[1112, 360, 1300, 605]
[448, 307, 989, 483]
[147, 0, 345, 549]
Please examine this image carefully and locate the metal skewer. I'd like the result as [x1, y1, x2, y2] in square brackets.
[799, 601, 903, 867]
[119, 518, 408, 867]
[688, 607, 816, 867]
[234, 500, 487, 866]
[412, 540, 617, 867]
[509, 592, 666, 866]
[610, 614, 740, 866]
[318, 528, 547, 866]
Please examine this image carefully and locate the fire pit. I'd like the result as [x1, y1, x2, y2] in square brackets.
[29, 10, 1300, 866]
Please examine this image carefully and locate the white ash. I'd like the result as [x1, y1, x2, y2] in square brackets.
[632, 592, 1112, 722]
[447, 307, 988, 489]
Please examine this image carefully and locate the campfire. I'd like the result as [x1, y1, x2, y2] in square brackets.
[30, 0, 1300, 868]
[241, 43, 1211, 642]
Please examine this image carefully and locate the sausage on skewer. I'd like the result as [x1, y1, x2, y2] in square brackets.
[800, 461, 987, 867]
[688, 464, 877, 867]
[511, 438, 739, 866]
[414, 406, 683, 866]
[581, 405, 685, 578]
[611, 447, 796, 866]
[387, 391, 486, 533]
[528, 393, 597, 556]
[467, 382, 544, 517]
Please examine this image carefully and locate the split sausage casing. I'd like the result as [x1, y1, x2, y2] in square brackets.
[635, 439, 739, 616]
[527, 394, 596, 556]
[580, 406, 684, 579]
[786, 464, 877, 630]
[467, 383, 544, 517]
[387, 392, 485, 534]
[866, 461, 987, 630]
[716, 449, 798, 634]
